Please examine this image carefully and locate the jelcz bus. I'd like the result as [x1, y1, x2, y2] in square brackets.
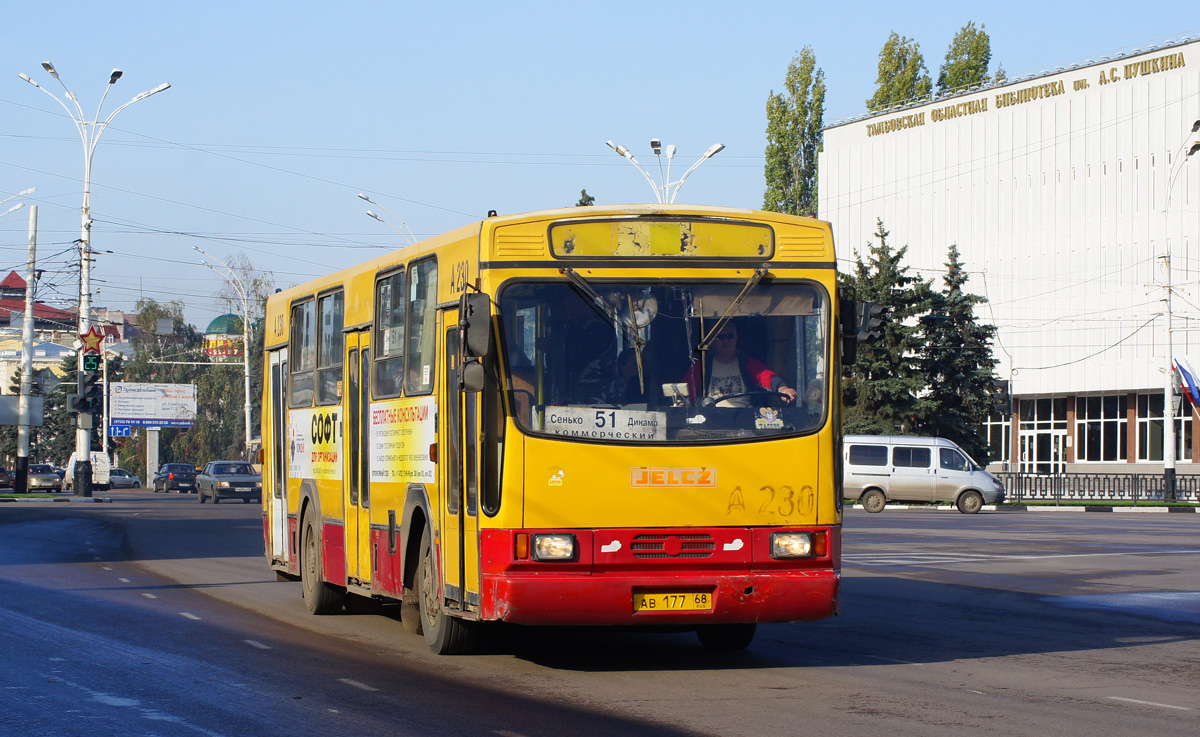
[262, 204, 849, 653]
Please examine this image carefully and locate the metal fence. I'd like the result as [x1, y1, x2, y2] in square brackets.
[996, 473, 1200, 504]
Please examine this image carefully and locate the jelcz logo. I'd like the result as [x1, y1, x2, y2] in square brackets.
[630, 467, 717, 488]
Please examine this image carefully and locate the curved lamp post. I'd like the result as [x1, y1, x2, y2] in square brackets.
[194, 246, 255, 453]
[19, 62, 169, 496]
[605, 139, 724, 203]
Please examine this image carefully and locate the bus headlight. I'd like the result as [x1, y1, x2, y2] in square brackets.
[771, 532, 813, 559]
[531, 534, 576, 561]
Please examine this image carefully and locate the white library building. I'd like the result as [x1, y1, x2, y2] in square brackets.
[819, 34, 1200, 475]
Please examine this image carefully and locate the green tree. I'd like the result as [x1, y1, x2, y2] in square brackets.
[936, 22, 994, 95]
[866, 32, 932, 112]
[842, 219, 932, 434]
[763, 46, 826, 217]
[917, 245, 999, 462]
[576, 189, 595, 207]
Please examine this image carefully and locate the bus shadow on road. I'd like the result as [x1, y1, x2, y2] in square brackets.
[498, 574, 1200, 671]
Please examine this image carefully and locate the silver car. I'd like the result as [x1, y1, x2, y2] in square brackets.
[108, 468, 142, 489]
[27, 464, 63, 492]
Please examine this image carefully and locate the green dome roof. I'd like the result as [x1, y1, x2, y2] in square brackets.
[205, 313, 243, 335]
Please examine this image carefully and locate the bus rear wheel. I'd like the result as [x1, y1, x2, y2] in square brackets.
[417, 526, 476, 654]
[696, 623, 756, 650]
[301, 510, 345, 615]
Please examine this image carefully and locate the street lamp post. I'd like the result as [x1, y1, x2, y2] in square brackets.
[605, 139, 725, 203]
[0, 192, 36, 493]
[194, 247, 254, 452]
[1161, 120, 1200, 502]
[19, 63, 169, 497]
[358, 193, 417, 244]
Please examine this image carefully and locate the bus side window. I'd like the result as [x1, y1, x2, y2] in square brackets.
[290, 300, 316, 407]
[405, 259, 438, 395]
[374, 270, 406, 399]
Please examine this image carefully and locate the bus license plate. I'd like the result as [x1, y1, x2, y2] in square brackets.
[633, 591, 713, 612]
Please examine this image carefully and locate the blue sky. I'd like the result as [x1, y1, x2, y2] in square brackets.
[0, 1, 1192, 328]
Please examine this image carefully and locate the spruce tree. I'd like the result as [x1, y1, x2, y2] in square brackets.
[918, 244, 998, 462]
[842, 220, 932, 434]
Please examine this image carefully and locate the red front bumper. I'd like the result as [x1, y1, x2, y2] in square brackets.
[479, 527, 840, 626]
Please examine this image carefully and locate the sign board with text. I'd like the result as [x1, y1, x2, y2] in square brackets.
[110, 382, 197, 428]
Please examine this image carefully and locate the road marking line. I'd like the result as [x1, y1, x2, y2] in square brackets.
[1107, 696, 1190, 711]
[244, 640, 271, 650]
[118, 578, 130, 583]
[338, 678, 378, 692]
[102, 566, 113, 571]
[179, 612, 201, 620]
[142, 593, 157, 599]
[494, 732, 532, 737]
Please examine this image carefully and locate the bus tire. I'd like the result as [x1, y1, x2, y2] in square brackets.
[696, 623, 756, 650]
[957, 490, 983, 514]
[861, 489, 886, 513]
[417, 526, 476, 654]
[401, 598, 423, 635]
[301, 510, 345, 615]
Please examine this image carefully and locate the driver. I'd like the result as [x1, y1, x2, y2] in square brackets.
[683, 322, 797, 407]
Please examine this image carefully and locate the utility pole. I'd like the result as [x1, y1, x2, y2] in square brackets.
[16, 205, 37, 493]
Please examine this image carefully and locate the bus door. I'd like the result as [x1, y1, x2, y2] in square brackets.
[344, 331, 373, 586]
[268, 349, 288, 561]
[439, 312, 481, 612]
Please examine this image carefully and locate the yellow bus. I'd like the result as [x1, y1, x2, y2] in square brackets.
[262, 204, 849, 653]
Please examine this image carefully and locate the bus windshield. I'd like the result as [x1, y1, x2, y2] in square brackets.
[499, 279, 829, 443]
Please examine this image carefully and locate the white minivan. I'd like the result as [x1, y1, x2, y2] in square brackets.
[843, 435, 1005, 514]
[64, 451, 112, 492]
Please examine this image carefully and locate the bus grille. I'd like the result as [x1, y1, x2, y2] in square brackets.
[630, 533, 715, 559]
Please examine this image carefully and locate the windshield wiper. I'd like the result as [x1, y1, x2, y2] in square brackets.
[697, 266, 768, 352]
[561, 267, 647, 393]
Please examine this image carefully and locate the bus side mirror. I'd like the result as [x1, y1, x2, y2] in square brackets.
[462, 361, 486, 392]
[461, 292, 492, 358]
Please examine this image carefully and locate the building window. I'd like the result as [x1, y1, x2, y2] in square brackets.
[1075, 395, 1127, 462]
[1137, 393, 1192, 462]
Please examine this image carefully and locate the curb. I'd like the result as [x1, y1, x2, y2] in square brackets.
[848, 503, 1199, 514]
[0, 496, 112, 504]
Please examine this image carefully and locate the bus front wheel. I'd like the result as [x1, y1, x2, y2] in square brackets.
[417, 526, 476, 654]
[301, 511, 345, 615]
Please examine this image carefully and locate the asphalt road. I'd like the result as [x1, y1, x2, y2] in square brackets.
[2, 494, 1199, 737]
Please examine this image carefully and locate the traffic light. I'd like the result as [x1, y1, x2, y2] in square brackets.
[70, 369, 103, 413]
[992, 379, 1012, 417]
[855, 301, 884, 341]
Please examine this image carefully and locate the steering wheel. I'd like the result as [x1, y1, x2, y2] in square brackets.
[700, 390, 790, 407]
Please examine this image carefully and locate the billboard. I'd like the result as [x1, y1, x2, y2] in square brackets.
[110, 382, 197, 428]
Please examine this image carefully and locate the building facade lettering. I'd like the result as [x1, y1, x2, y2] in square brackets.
[860, 51, 1187, 136]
